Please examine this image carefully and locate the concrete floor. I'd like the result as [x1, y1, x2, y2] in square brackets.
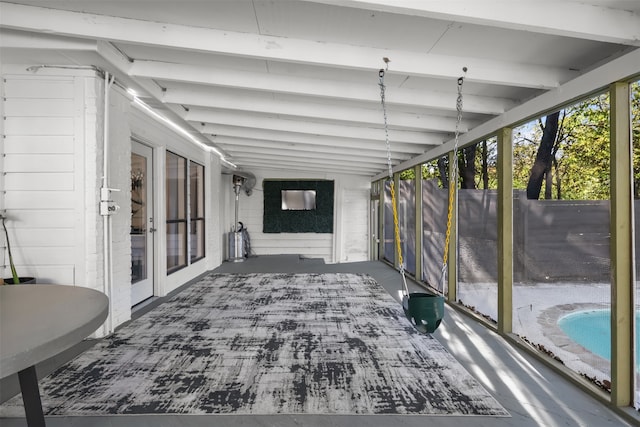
[1, 255, 637, 426]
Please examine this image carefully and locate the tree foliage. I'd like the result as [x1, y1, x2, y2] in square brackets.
[395, 80, 639, 201]
[515, 92, 613, 200]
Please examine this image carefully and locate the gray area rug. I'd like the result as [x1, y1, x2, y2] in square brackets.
[1, 273, 508, 416]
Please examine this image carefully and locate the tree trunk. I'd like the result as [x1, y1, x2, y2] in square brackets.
[527, 111, 560, 199]
[460, 145, 477, 189]
[481, 140, 489, 189]
[437, 156, 449, 188]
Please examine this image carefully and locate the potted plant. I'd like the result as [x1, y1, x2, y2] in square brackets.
[1, 213, 35, 284]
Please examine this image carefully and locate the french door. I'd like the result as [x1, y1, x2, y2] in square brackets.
[131, 141, 154, 305]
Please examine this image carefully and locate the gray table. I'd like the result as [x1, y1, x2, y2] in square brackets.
[0, 285, 109, 427]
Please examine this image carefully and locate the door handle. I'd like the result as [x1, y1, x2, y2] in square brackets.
[149, 228, 157, 233]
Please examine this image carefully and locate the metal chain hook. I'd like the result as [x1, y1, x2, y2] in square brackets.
[378, 68, 393, 180]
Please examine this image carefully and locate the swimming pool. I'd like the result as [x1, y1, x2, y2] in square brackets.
[558, 309, 640, 370]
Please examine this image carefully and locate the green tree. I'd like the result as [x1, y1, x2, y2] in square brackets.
[632, 80, 640, 198]
[515, 91, 616, 201]
[526, 111, 561, 199]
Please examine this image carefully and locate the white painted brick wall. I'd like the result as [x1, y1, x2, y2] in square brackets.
[106, 84, 134, 328]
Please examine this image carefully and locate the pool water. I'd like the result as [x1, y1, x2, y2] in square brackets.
[558, 309, 640, 370]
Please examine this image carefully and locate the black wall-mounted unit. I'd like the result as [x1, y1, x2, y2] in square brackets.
[263, 180, 334, 233]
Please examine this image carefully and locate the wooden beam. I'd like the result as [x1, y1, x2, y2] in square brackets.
[221, 146, 390, 167]
[308, 0, 640, 46]
[202, 124, 429, 154]
[229, 158, 374, 176]
[130, 60, 514, 115]
[214, 136, 412, 161]
[496, 127, 513, 334]
[186, 110, 442, 145]
[0, 2, 573, 89]
[165, 90, 470, 133]
[609, 81, 633, 407]
[230, 152, 382, 172]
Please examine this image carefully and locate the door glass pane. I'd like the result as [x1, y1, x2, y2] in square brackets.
[131, 152, 147, 283]
[167, 222, 186, 271]
[190, 220, 204, 263]
[166, 152, 187, 272]
[190, 162, 205, 262]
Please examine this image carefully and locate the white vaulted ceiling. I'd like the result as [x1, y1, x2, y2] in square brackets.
[1, 0, 639, 177]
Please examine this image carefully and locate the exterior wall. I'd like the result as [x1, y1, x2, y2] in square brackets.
[1, 65, 225, 333]
[104, 84, 134, 328]
[1, 67, 97, 287]
[229, 168, 369, 263]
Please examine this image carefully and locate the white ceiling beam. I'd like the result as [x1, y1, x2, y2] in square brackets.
[214, 135, 412, 161]
[130, 60, 514, 115]
[229, 152, 381, 173]
[229, 159, 373, 176]
[201, 124, 428, 155]
[308, 0, 640, 46]
[0, 28, 95, 50]
[186, 110, 443, 145]
[0, 2, 574, 89]
[220, 146, 395, 165]
[224, 149, 388, 168]
[166, 91, 469, 133]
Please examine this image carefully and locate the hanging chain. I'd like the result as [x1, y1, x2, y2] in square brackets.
[379, 67, 408, 294]
[379, 69, 393, 181]
[442, 68, 467, 282]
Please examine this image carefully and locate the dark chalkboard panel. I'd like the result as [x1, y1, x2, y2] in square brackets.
[263, 180, 334, 233]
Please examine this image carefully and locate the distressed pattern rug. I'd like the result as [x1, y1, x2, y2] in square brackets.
[1, 273, 508, 416]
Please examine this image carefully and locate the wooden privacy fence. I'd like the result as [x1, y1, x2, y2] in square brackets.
[415, 180, 627, 284]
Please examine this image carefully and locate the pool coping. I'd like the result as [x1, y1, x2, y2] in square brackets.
[539, 302, 612, 378]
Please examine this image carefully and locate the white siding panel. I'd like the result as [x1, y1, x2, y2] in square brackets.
[4, 98, 75, 117]
[9, 246, 74, 265]
[5, 209, 76, 228]
[4, 172, 74, 191]
[11, 228, 74, 247]
[4, 191, 76, 209]
[3, 78, 74, 99]
[27, 266, 75, 284]
[4, 117, 74, 136]
[4, 154, 74, 172]
[3, 136, 75, 154]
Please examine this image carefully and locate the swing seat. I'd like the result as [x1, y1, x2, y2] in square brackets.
[402, 293, 445, 334]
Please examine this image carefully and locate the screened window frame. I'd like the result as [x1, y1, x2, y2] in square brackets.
[166, 151, 206, 275]
[189, 160, 206, 264]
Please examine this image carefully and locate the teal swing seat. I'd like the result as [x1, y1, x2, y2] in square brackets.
[402, 293, 445, 334]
